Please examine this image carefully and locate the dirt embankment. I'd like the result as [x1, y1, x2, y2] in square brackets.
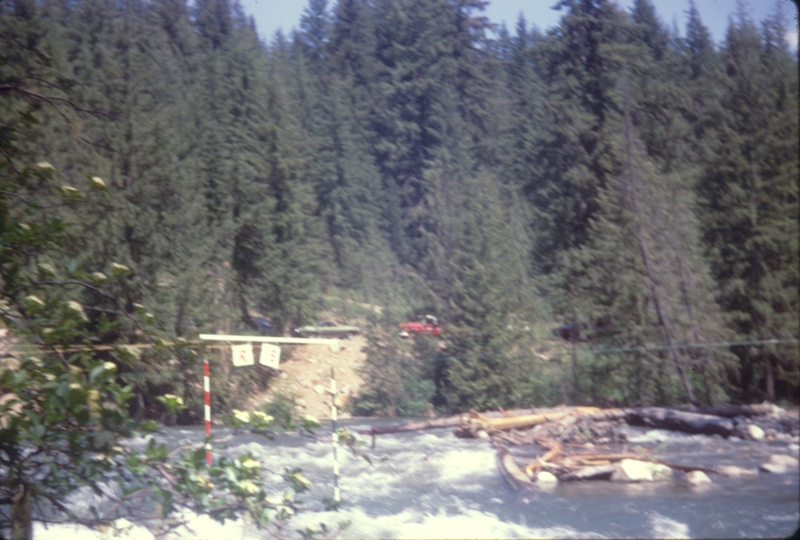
[247, 335, 368, 420]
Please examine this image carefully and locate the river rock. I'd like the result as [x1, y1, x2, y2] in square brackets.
[788, 443, 799, 454]
[476, 430, 490, 440]
[759, 454, 799, 474]
[686, 470, 712, 486]
[536, 471, 558, 484]
[717, 465, 758, 477]
[745, 424, 765, 440]
[610, 459, 672, 482]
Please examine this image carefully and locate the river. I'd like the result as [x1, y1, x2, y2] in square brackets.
[34, 420, 799, 539]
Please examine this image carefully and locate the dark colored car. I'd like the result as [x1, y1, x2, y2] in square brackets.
[253, 317, 275, 333]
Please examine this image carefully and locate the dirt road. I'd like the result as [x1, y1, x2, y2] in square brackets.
[247, 335, 368, 419]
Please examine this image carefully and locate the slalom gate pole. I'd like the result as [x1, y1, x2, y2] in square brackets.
[204, 357, 211, 465]
[331, 367, 340, 502]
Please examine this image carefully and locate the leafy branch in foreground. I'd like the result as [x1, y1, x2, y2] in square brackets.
[0, 160, 346, 540]
[0, 46, 342, 536]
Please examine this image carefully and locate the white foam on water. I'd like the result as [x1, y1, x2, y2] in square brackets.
[289, 505, 605, 539]
[626, 429, 672, 443]
[436, 448, 496, 483]
[649, 512, 690, 539]
[34, 519, 156, 540]
[34, 505, 601, 540]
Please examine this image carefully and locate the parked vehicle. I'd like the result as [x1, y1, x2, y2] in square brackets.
[291, 320, 360, 339]
[399, 315, 442, 337]
[253, 317, 276, 333]
[240, 316, 276, 335]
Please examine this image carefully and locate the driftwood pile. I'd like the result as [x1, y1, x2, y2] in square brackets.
[367, 403, 799, 490]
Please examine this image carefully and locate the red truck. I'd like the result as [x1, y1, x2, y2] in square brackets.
[399, 315, 442, 337]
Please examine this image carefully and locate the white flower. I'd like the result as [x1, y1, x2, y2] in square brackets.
[293, 472, 312, 488]
[110, 263, 131, 275]
[241, 458, 260, 470]
[194, 473, 212, 488]
[37, 263, 56, 276]
[103, 362, 117, 371]
[91, 272, 108, 283]
[239, 480, 259, 494]
[25, 295, 45, 307]
[252, 411, 273, 423]
[36, 162, 55, 171]
[67, 300, 87, 320]
[60, 185, 79, 195]
[89, 176, 106, 189]
[69, 383, 81, 390]
[233, 410, 250, 423]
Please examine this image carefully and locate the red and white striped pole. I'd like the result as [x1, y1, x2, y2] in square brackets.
[204, 357, 211, 465]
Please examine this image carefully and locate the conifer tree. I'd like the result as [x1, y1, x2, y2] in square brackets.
[697, 10, 799, 402]
[521, 0, 633, 315]
[441, 172, 531, 408]
[311, 0, 398, 294]
[373, 0, 464, 290]
[578, 90, 734, 405]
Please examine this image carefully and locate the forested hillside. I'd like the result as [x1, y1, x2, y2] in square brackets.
[2, 0, 797, 417]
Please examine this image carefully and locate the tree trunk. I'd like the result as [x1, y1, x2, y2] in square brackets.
[677, 403, 774, 418]
[764, 350, 775, 402]
[570, 341, 581, 404]
[621, 105, 697, 405]
[11, 483, 32, 540]
[625, 407, 734, 437]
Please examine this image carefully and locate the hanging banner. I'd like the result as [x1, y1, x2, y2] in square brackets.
[259, 343, 281, 369]
[231, 343, 254, 366]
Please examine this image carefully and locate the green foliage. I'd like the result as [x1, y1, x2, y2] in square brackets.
[696, 9, 799, 402]
[1, 0, 798, 458]
[259, 390, 299, 424]
[352, 324, 436, 417]
[0, 24, 333, 540]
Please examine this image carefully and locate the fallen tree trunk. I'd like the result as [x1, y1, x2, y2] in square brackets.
[496, 447, 536, 492]
[625, 407, 734, 437]
[676, 403, 775, 418]
[366, 407, 592, 436]
[561, 465, 616, 481]
[369, 404, 763, 438]
[365, 416, 462, 435]
[455, 407, 605, 438]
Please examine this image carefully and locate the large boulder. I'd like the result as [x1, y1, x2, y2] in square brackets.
[745, 424, 765, 440]
[536, 471, 558, 484]
[610, 459, 672, 482]
[759, 454, 799, 474]
[686, 470, 712, 487]
[717, 465, 758, 478]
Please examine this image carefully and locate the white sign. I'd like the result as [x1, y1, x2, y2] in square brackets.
[259, 343, 281, 369]
[231, 343, 254, 366]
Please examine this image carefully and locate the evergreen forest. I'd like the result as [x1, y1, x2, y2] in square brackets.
[2, 0, 798, 420]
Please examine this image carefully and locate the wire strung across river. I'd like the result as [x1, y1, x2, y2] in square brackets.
[592, 338, 799, 355]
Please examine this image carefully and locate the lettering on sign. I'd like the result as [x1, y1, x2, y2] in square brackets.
[259, 343, 281, 369]
[231, 343, 254, 366]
